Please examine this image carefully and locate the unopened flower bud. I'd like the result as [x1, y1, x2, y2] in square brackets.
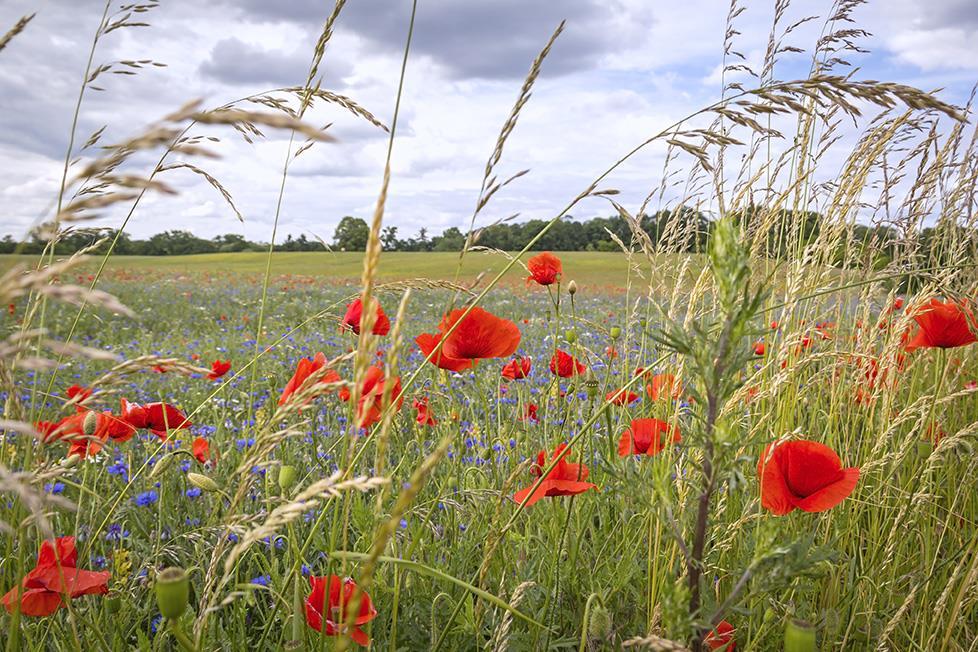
[187, 472, 220, 493]
[278, 465, 297, 492]
[567, 280, 578, 295]
[106, 592, 122, 614]
[784, 619, 816, 652]
[610, 326, 621, 340]
[83, 411, 99, 437]
[588, 605, 612, 640]
[565, 329, 578, 344]
[151, 453, 174, 479]
[155, 567, 189, 620]
[62, 454, 81, 468]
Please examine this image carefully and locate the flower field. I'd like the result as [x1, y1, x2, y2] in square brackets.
[3, 247, 978, 650]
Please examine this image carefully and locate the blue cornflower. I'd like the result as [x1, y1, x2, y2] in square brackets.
[44, 482, 65, 494]
[134, 490, 158, 507]
[105, 523, 129, 541]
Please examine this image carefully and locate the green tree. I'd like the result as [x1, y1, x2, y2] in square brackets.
[332, 216, 370, 251]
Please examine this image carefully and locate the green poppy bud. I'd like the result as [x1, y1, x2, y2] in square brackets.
[784, 619, 817, 652]
[187, 472, 220, 493]
[763, 607, 777, 624]
[610, 326, 621, 340]
[83, 410, 99, 437]
[567, 280, 578, 295]
[150, 453, 174, 479]
[62, 454, 81, 468]
[106, 592, 122, 614]
[565, 329, 578, 344]
[278, 465, 297, 492]
[155, 567, 189, 620]
[588, 605, 612, 641]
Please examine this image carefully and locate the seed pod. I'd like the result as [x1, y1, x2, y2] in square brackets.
[155, 567, 189, 620]
[610, 326, 621, 340]
[784, 619, 817, 652]
[567, 280, 578, 295]
[584, 372, 599, 399]
[187, 472, 220, 493]
[278, 465, 297, 492]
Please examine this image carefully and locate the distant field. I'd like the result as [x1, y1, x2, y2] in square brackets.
[0, 251, 698, 289]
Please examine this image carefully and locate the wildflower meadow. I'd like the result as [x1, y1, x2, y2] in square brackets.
[2, 1, 978, 650]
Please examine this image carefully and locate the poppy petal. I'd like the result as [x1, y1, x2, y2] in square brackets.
[793, 467, 859, 512]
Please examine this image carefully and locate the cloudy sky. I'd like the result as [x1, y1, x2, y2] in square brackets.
[1, 0, 976, 243]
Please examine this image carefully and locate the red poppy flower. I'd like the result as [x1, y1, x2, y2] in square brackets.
[304, 575, 378, 646]
[2, 537, 110, 617]
[526, 252, 562, 286]
[604, 345, 618, 359]
[340, 366, 404, 429]
[341, 297, 391, 336]
[705, 620, 736, 650]
[279, 352, 341, 406]
[413, 397, 437, 427]
[770, 320, 780, 330]
[647, 373, 682, 401]
[119, 399, 191, 441]
[549, 349, 586, 378]
[416, 307, 521, 372]
[65, 384, 92, 411]
[521, 403, 539, 423]
[512, 443, 597, 507]
[606, 388, 639, 406]
[208, 360, 231, 380]
[752, 342, 765, 356]
[192, 437, 215, 465]
[904, 298, 977, 350]
[41, 411, 130, 457]
[618, 418, 680, 456]
[758, 440, 859, 515]
[501, 356, 532, 380]
[152, 365, 167, 374]
[815, 322, 835, 340]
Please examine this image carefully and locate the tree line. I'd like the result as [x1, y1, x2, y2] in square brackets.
[0, 209, 957, 266]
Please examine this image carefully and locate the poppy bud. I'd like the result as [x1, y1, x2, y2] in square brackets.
[639, 319, 648, 330]
[278, 465, 297, 492]
[83, 410, 98, 437]
[62, 454, 81, 468]
[610, 326, 621, 340]
[565, 329, 578, 344]
[763, 607, 777, 624]
[784, 619, 816, 652]
[567, 280, 578, 295]
[106, 592, 122, 614]
[151, 453, 174, 479]
[155, 567, 189, 620]
[187, 472, 220, 493]
[588, 605, 612, 640]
